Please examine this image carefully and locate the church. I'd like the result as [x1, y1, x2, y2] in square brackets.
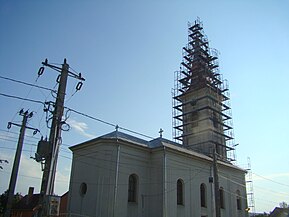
[67, 19, 249, 217]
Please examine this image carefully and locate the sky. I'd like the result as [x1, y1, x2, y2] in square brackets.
[0, 0, 289, 213]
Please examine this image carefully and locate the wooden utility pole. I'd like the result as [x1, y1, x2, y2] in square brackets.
[213, 147, 221, 217]
[4, 110, 38, 217]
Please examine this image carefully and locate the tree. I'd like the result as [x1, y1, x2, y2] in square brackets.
[279, 201, 289, 208]
[0, 190, 22, 214]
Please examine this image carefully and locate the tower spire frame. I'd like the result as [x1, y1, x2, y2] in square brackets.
[172, 19, 236, 162]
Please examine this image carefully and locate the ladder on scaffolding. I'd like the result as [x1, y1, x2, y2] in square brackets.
[246, 157, 256, 216]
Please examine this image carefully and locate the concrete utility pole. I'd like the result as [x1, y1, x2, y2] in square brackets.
[213, 147, 221, 217]
[4, 110, 38, 217]
[39, 59, 69, 198]
[37, 59, 85, 217]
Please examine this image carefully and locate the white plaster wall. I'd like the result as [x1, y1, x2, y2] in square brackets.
[68, 139, 248, 217]
[115, 142, 151, 217]
[165, 149, 213, 217]
[68, 142, 117, 217]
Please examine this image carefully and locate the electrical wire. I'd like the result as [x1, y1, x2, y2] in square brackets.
[0, 75, 56, 93]
[0, 147, 34, 152]
[0, 76, 54, 139]
[0, 134, 39, 144]
[252, 172, 289, 188]
[0, 93, 44, 105]
[0, 170, 68, 183]
[0, 138, 37, 146]
[219, 173, 289, 209]
[1, 142, 287, 208]
[1, 78, 287, 207]
[0, 92, 154, 140]
[66, 107, 154, 140]
[0, 129, 40, 140]
[2, 137, 287, 198]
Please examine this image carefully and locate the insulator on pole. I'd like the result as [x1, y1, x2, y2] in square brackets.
[76, 82, 83, 91]
[38, 67, 45, 76]
[56, 74, 61, 83]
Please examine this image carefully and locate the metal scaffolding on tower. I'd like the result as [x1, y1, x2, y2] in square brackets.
[172, 18, 236, 162]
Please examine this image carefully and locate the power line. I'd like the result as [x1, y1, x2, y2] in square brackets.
[65, 108, 116, 128]
[0, 136, 286, 198]
[0, 136, 38, 145]
[0, 92, 154, 140]
[0, 147, 34, 152]
[0, 134, 39, 144]
[0, 170, 68, 183]
[2, 143, 286, 207]
[0, 129, 41, 140]
[66, 107, 154, 140]
[0, 75, 56, 93]
[0, 93, 44, 105]
[220, 174, 289, 196]
[254, 185, 289, 197]
[252, 172, 289, 188]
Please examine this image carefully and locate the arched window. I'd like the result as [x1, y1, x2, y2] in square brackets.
[236, 190, 241, 210]
[128, 174, 138, 202]
[219, 187, 225, 209]
[79, 182, 87, 197]
[177, 179, 184, 205]
[200, 183, 207, 207]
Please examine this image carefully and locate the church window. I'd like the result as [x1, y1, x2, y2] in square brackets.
[236, 190, 242, 210]
[190, 111, 199, 128]
[219, 187, 225, 209]
[177, 179, 184, 205]
[79, 182, 87, 197]
[200, 183, 207, 207]
[191, 111, 198, 120]
[128, 174, 138, 202]
[212, 112, 218, 128]
[190, 99, 197, 106]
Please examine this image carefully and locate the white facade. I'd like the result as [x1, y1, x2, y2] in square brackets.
[68, 131, 248, 217]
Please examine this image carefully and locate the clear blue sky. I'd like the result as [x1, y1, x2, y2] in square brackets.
[0, 0, 288, 213]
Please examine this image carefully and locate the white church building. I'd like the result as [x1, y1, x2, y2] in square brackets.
[67, 19, 249, 217]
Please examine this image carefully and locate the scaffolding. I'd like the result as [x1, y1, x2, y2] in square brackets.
[172, 18, 236, 162]
[246, 157, 256, 215]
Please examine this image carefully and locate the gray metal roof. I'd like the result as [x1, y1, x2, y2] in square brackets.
[99, 131, 149, 146]
[100, 130, 182, 148]
[70, 130, 243, 172]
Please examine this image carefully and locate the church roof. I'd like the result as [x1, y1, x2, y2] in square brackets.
[269, 207, 289, 217]
[70, 130, 245, 172]
[70, 130, 182, 150]
[99, 131, 148, 146]
[90, 130, 180, 149]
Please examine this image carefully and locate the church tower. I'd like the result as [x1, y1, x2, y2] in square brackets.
[173, 19, 235, 161]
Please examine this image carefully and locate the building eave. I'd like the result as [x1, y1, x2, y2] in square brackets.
[69, 130, 246, 173]
[69, 131, 149, 152]
[161, 142, 246, 172]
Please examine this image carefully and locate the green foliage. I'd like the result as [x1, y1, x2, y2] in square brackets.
[0, 190, 8, 214]
[279, 201, 289, 208]
[0, 190, 23, 214]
